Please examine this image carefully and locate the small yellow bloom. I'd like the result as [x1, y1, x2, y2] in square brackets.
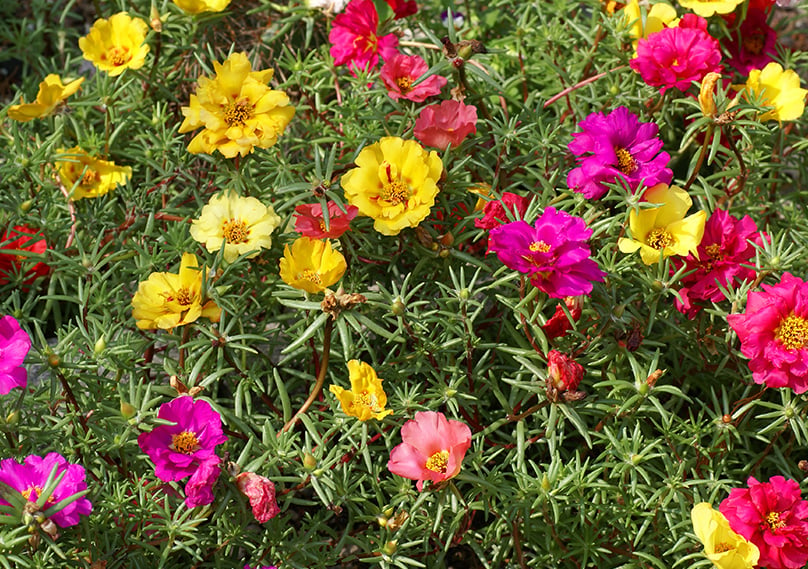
[55, 147, 132, 200]
[691, 502, 760, 569]
[279, 237, 347, 294]
[131, 253, 221, 330]
[469, 183, 491, 212]
[678, 0, 744, 17]
[341, 137, 443, 236]
[699, 72, 721, 118]
[618, 184, 706, 265]
[329, 360, 392, 421]
[179, 52, 295, 159]
[621, 0, 678, 51]
[7, 75, 84, 122]
[190, 190, 281, 263]
[79, 12, 150, 77]
[173, 0, 233, 13]
[740, 62, 808, 122]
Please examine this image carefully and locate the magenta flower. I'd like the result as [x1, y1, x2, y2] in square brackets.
[488, 208, 605, 298]
[294, 201, 358, 239]
[380, 54, 447, 102]
[673, 209, 764, 318]
[137, 396, 228, 481]
[0, 315, 31, 395]
[413, 99, 477, 149]
[183, 457, 221, 508]
[630, 14, 722, 93]
[236, 471, 281, 523]
[388, 411, 471, 491]
[0, 453, 91, 528]
[727, 273, 808, 393]
[329, 0, 399, 76]
[720, 476, 808, 569]
[566, 106, 672, 200]
[727, 6, 778, 75]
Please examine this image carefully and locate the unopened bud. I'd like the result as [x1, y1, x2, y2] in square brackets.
[94, 335, 106, 356]
[459, 288, 470, 300]
[438, 248, 450, 258]
[541, 474, 551, 491]
[382, 540, 397, 555]
[150, 5, 163, 32]
[376, 515, 388, 527]
[5, 411, 19, 425]
[303, 452, 317, 471]
[798, 460, 808, 472]
[47, 353, 60, 368]
[391, 299, 406, 317]
[20, 200, 33, 213]
[120, 401, 136, 419]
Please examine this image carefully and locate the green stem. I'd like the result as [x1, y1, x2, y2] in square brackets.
[282, 318, 334, 433]
[683, 124, 712, 192]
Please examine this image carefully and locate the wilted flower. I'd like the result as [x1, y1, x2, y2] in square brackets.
[413, 100, 478, 149]
[691, 502, 760, 569]
[380, 54, 446, 102]
[279, 237, 347, 294]
[679, 0, 744, 17]
[699, 72, 721, 118]
[739, 62, 808, 122]
[0, 225, 49, 286]
[79, 12, 150, 76]
[235, 472, 280, 523]
[179, 52, 295, 158]
[329, 360, 393, 421]
[172, 0, 232, 13]
[388, 411, 471, 491]
[7, 75, 84, 122]
[0, 315, 31, 395]
[329, 0, 399, 75]
[184, 457, 221, 508]
[55, 147, 132, 200]
[385, 0, 417, 18]
[546, 350, 583, 392]
[294, 201, 358, 239]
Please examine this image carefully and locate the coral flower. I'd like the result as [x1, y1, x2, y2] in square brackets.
[329, 360, 393, 421]
[720, 476, 808, 569]
[388, 411, 471, 491]
[279, 237, 347, 294]
[0, 315, 31, 395]
[385, 0, 417, 18]
[566, 106, 672, 199]
[55, 147, 132, 200]
[618, 184, 707, 265]
[380, 54, 447, 102]
[294, 201, 358, 239]
[630, 14, 722, 93]
[621, 0, 678, 51]
[739, 62, 808, 122]
[413, 100, 478, 149]
[691, 502, 760, 569]
[179, 52, 295, 158]
[137, 396, 228, 482]
[7, 74, 84, 122]
[341, 137, 443, 236]
[488, 208, 605, 299]
[190, 190, 281, 263]
[0, 225, 49, 286]
[329, 0, 399, 75]
[727, 273, 808, 393]
[679, 0, 744, 17]
[172, 0, 232, 13]
[726, 7, 778, 75]
[0, 453, 92, 528]
[79, 12, 150, 77]
[235, 472, 281, 523]
[131, 253, 221, 330]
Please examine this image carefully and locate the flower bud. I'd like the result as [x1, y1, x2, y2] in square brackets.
[19, 200, 33, 213]
[391, 298, 406, 317]
[382, 540, 398, 555]
[699, 72, 720, 118]
[303, 452, 317, 471]
[120, 401, 136, 419]
[47, 353, 60, 368]
[546, 350, 583, 392]
[5, 411, 19, 425]
[150, 5, 163, 32]
[94, 335, 106, 356]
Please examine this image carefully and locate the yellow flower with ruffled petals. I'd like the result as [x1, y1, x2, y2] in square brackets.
[691, 503, 759, 569]
[79, 12, 150, 77]
[173, 0, 232, 13]
[678, 0, 743, 17]
[56, 147, 132, 200]
[741, 62, 808, 122]
[329, 360, 392, 421]
[179, 52, 295, 158]
[131, 253, 221, 330]
[341, 137, 443, 236]
[279, 237, 347, 294]
[621, 0, 678, 52]
[618, 184, 706, 265]
[8, 75, 84, 122]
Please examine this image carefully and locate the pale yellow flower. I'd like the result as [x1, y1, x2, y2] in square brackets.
[7, 75, 84, 122]
[172, 0, 232, 14]
[179, 52, 295, 158]
[740, 62, 808, 122]
[279, 237, 346, 294]
[678, 0, 744, 17]
[79, 12, 150, 77]
[55, 147, 132, 200]
[691, 502, 760, 569]
[329, 360, 392, 421]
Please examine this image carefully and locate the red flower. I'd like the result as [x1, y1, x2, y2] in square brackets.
[385, 0, 417, 18]
[542, 297, 583, 340]
[235, 472, 280, 523]
[413, 99, 478, 149]
[546, 350, 583, 391]
[0, 225, 49, 286]
[329, 0, 399, 76]
[474, 192, 531, 231]
[294, 201, 358, 239]
[380, 54, 446, 102]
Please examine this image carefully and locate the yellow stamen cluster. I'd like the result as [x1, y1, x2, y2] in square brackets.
[529, 241, 551, 253]
[766, 511, 787, 531]
[775, 315, 808, 351]
[224, 100, 253, 127]
[615, 147, 637, 174]
[646, 228, 674, 250]
[171, 430, 201, 454]
[222, 218, 250, 245]
[425, 450, 449, 474]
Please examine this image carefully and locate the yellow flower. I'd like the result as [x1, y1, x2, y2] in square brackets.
[691, 503, 760, 569]
[340, 137, 443, 236]
[329, 360, 393, 421]
[55, 147, 132, 200]
[621, 0, 677, 51]
[469, 183, 491, 212]
[179, 52, 295, 158]
[190, 190, 281, 263]
[7, 75, 84, 122]
[172, 0, 232, 13]
[741, 62, 808, 122]
[279, 237, 347, 294]
[618, 184, 706, 265]
[79, 12, 150, 77]
[131, 253, 221, 330]
[678, 0, 743, 17]
[699, 72, 721, 118]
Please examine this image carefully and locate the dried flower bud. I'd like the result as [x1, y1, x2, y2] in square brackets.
[699, 72, 721, 118]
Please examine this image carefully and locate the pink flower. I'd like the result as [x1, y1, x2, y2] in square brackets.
[184, 458, 221, 508]
[387, 411, 471, 491]
[474, 192, 531, 231]
[727, 273, 808, 393]
[294, 201, 358, 239]
[413, 100, 478, 149]
[385, 0, 417, 18]
[547, 350, 583, 391]
[720, 476, 808, 569]
[0, 453, 92, 528]
[329, 0, 399, 76]
[630, 14, 722, 93]
[542, 297, 583, 340]
[236, 472, 281, 523]
[380, 54, 446, 102]
[0, 315, 30, 395]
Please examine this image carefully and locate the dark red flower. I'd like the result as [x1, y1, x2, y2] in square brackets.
[385, 0, 417, 19]
[542, 296, 583, 340]
[0, 225, 49, 286]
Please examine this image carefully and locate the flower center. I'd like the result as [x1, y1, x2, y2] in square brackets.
[646, 228, 674, 250]
[396, 76, 413, 94]
[354, 390, 380, 412]
[107, 46, 131, 67]
[615, 147, 637, 175]
[713, 542, 732, 553]
[298, 269, 322, 285]
[765, 511, 787, 532]
[175, 287, 194, 306]
[224, 100, 253, 127]
[382, 180, 410, 206]
[743, 33, 765, 55]
[21, 485, 44, 502]
[704, 243, 722, 259]
[222, 218, 250, 244]
[529, 241, 551, 253]
[775, 314, 808, 351]
[171, 430, 201, 454]
[80, 169, 100, 187]
[425, 450, 450, 474]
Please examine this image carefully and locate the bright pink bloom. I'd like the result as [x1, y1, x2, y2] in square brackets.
[542, 296, 583, 340]
[236, 472, 281, 523]
[413, 99, 477, 149]
[184, 457, 220, 508]
[726, 6, 778, 75]
[0, 315, 30, 395]
[0, 225, 49, 286]
[385, 0, 417, 18]
[474, 192, 531, 231]
[294, 201, 358, 239]
[630, 14, 722, 93]
[0, 453, 92, 528]
[727, 273, 808, 393]
[380, 54, 446, 102]
[329, 0, 399, 76]
[388, 411, 471, 491]
[547, 350, 583, 391]
[720, 476, 808, 569]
